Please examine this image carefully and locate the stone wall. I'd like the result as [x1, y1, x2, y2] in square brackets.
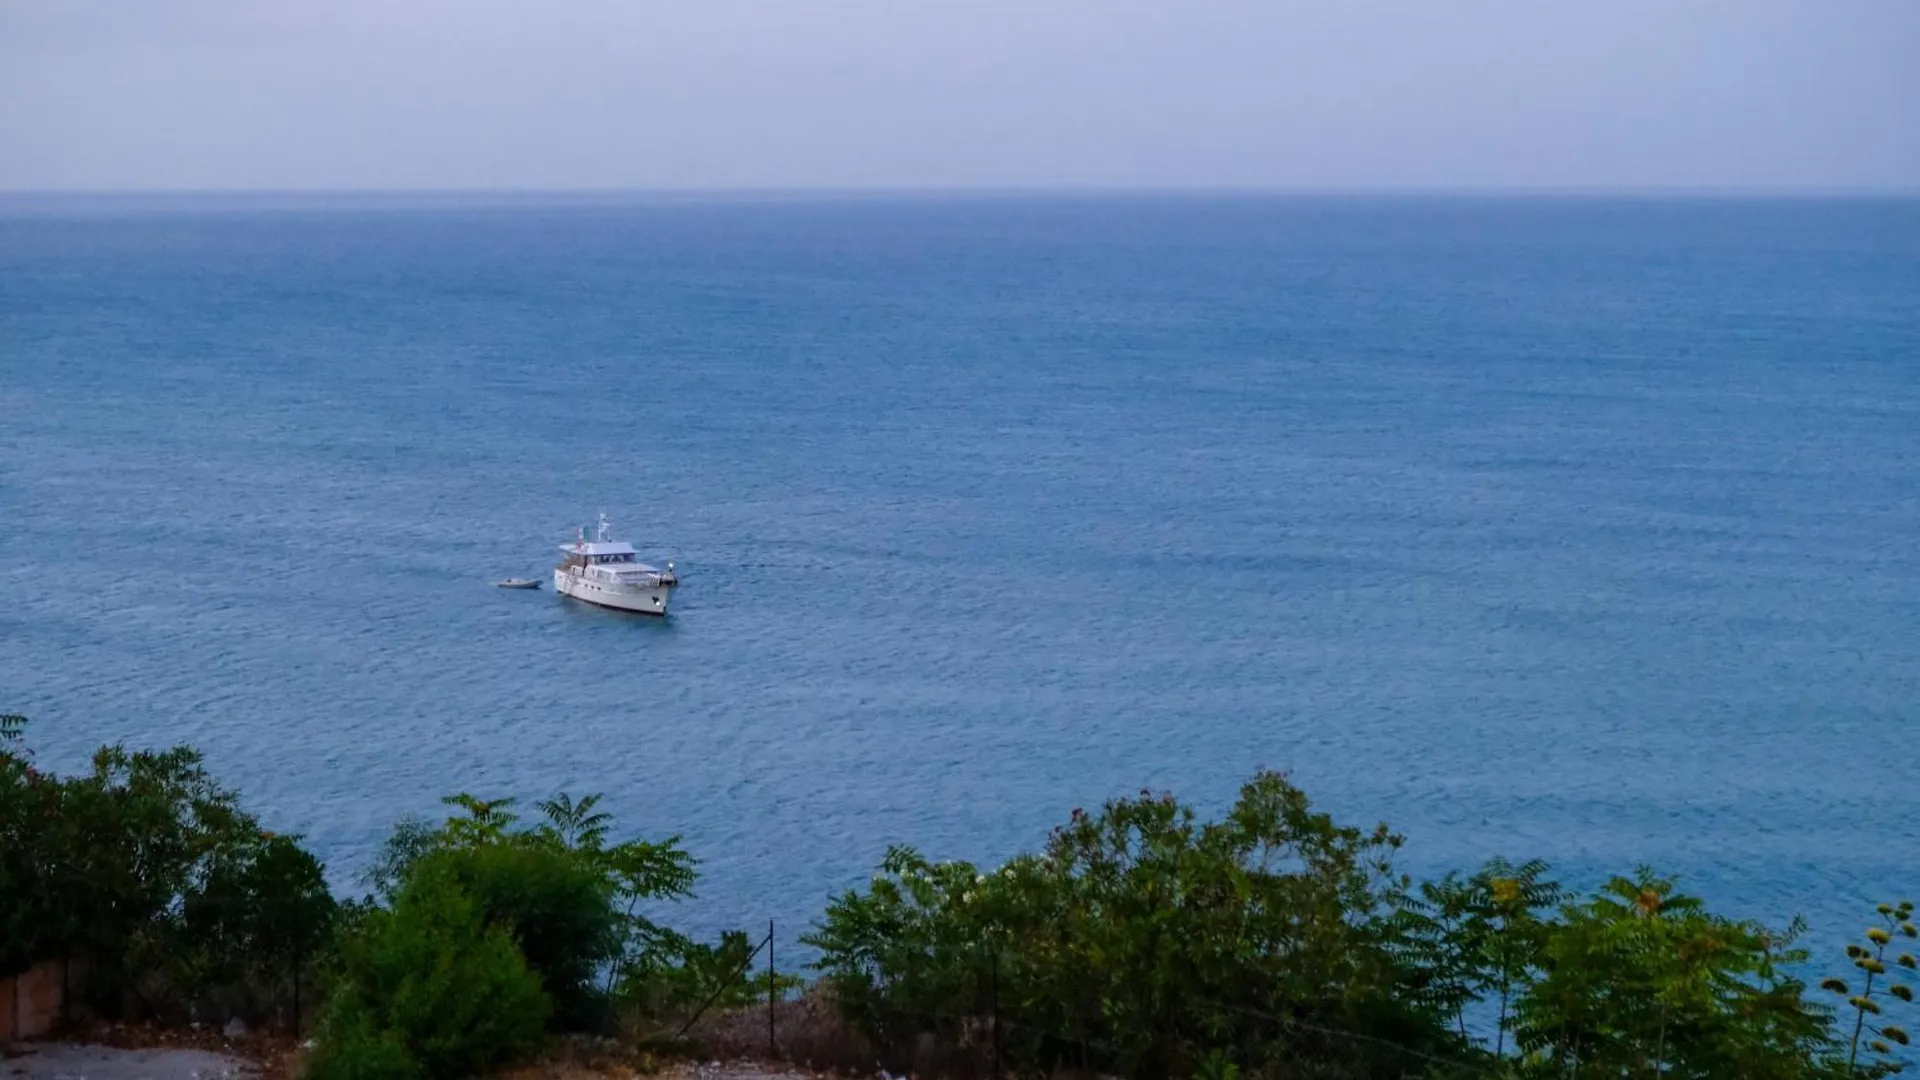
[1, 958, 78, 1041]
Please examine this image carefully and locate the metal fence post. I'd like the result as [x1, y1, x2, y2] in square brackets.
[989, 945, 1000, 1079]
[291, 900, 302, 1037]
[293, 944, 303, 1035]
[760, 910, 768, 1053]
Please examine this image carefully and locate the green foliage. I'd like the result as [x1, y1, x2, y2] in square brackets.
[1829, 898, 1918, 1077]
[141, 830, 337, 1021]
[356, 788, 716, 1034]
[1509, 870, 1840, 1079]
[0, 715, 335, 1023]
[1193, 1048, 1242, 1080]
[410, 840, 620, 1030]
[322, 864, 549, 1080]
[808, 770, 1454, 1079]
[1390, 857, 1561, 1058]
[11, 710, 1916, 1080]
[317, 788, 752, 1070]
[535, 792, 614, 850]
[616, 926, 802, 1021]
[0, 713, 46, 975]
[303, 1006, 422, 1080]
[807, 773, 1914, 1080]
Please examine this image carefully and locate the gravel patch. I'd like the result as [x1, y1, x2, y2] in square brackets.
[3, 1044, 255, 1080]
[665, 1063, 826, 1080]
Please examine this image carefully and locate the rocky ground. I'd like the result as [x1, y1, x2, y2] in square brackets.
[2, 1002, 857, 1080]
[4, 1038, 829, 1080]
[2, 1019, 301, 1080]
[2, 1043, 255, 1080]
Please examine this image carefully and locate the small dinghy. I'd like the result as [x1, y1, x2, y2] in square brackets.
[495, 578, 542, 590]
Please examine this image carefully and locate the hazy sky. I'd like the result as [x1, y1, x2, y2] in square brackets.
[2, 0, 1915, 192]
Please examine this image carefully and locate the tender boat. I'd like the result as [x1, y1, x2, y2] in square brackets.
[495, 578, 542, 590]
[554, 513, 678, 616]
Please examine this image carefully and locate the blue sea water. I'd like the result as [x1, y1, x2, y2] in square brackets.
[2, 195, 1917, 958]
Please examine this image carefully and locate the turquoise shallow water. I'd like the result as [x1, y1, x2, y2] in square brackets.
[2, 195, 1916, 955]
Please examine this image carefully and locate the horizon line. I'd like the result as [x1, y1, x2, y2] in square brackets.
[2, 183, 1917, 202]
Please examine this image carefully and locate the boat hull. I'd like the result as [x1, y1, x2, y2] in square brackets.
[554, 569, 673, 616]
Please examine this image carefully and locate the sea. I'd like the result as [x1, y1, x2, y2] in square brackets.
[2, 194, 1916, 962]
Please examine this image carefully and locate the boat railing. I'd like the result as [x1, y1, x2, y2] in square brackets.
[557, 555, 677, 588]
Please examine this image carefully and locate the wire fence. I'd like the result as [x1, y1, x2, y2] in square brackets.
[14, 899, 1510, 1078]
[17, 902, 1503, 1077]
[671, 921, 776, 1042]
[666, 924, 1512, 1080]
[2, 947, 317, 1041]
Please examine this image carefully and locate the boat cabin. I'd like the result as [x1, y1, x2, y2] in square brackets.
[554, 515, 677, 586]
[557, 540, 653, 569]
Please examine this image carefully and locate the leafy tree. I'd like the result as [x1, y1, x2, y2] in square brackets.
[535, 792, 614, 850]
[148, 830, 337, 1023]
[0, 715, 334, 1024]
[809, 770, 1457, 1080]
[1512, 869, 1839, 1079]
[1390, 857, 1560, 1058]
[1, 713, 50, 975]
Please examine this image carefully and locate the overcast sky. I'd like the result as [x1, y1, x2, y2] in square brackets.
[1, 0, 1914, 192]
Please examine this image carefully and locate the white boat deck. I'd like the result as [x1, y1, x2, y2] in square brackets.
[553, 513, 679, 614]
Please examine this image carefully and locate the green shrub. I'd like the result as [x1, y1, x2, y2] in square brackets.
[1, 713, 50, 975]
[362, 790, 712, 1035]
[1508, 870, 1840, 1079]
[1388, 857, 1561, 1059]
[616, 926, 802, 1022]
[304, 1003, 421, 1080]
[808, 770, 1451, 1080]
[409, 840, 620, 1030]
[326, 863, 549, 1080]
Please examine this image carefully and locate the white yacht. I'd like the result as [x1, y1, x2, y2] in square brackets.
[554, 513, 679, 616]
